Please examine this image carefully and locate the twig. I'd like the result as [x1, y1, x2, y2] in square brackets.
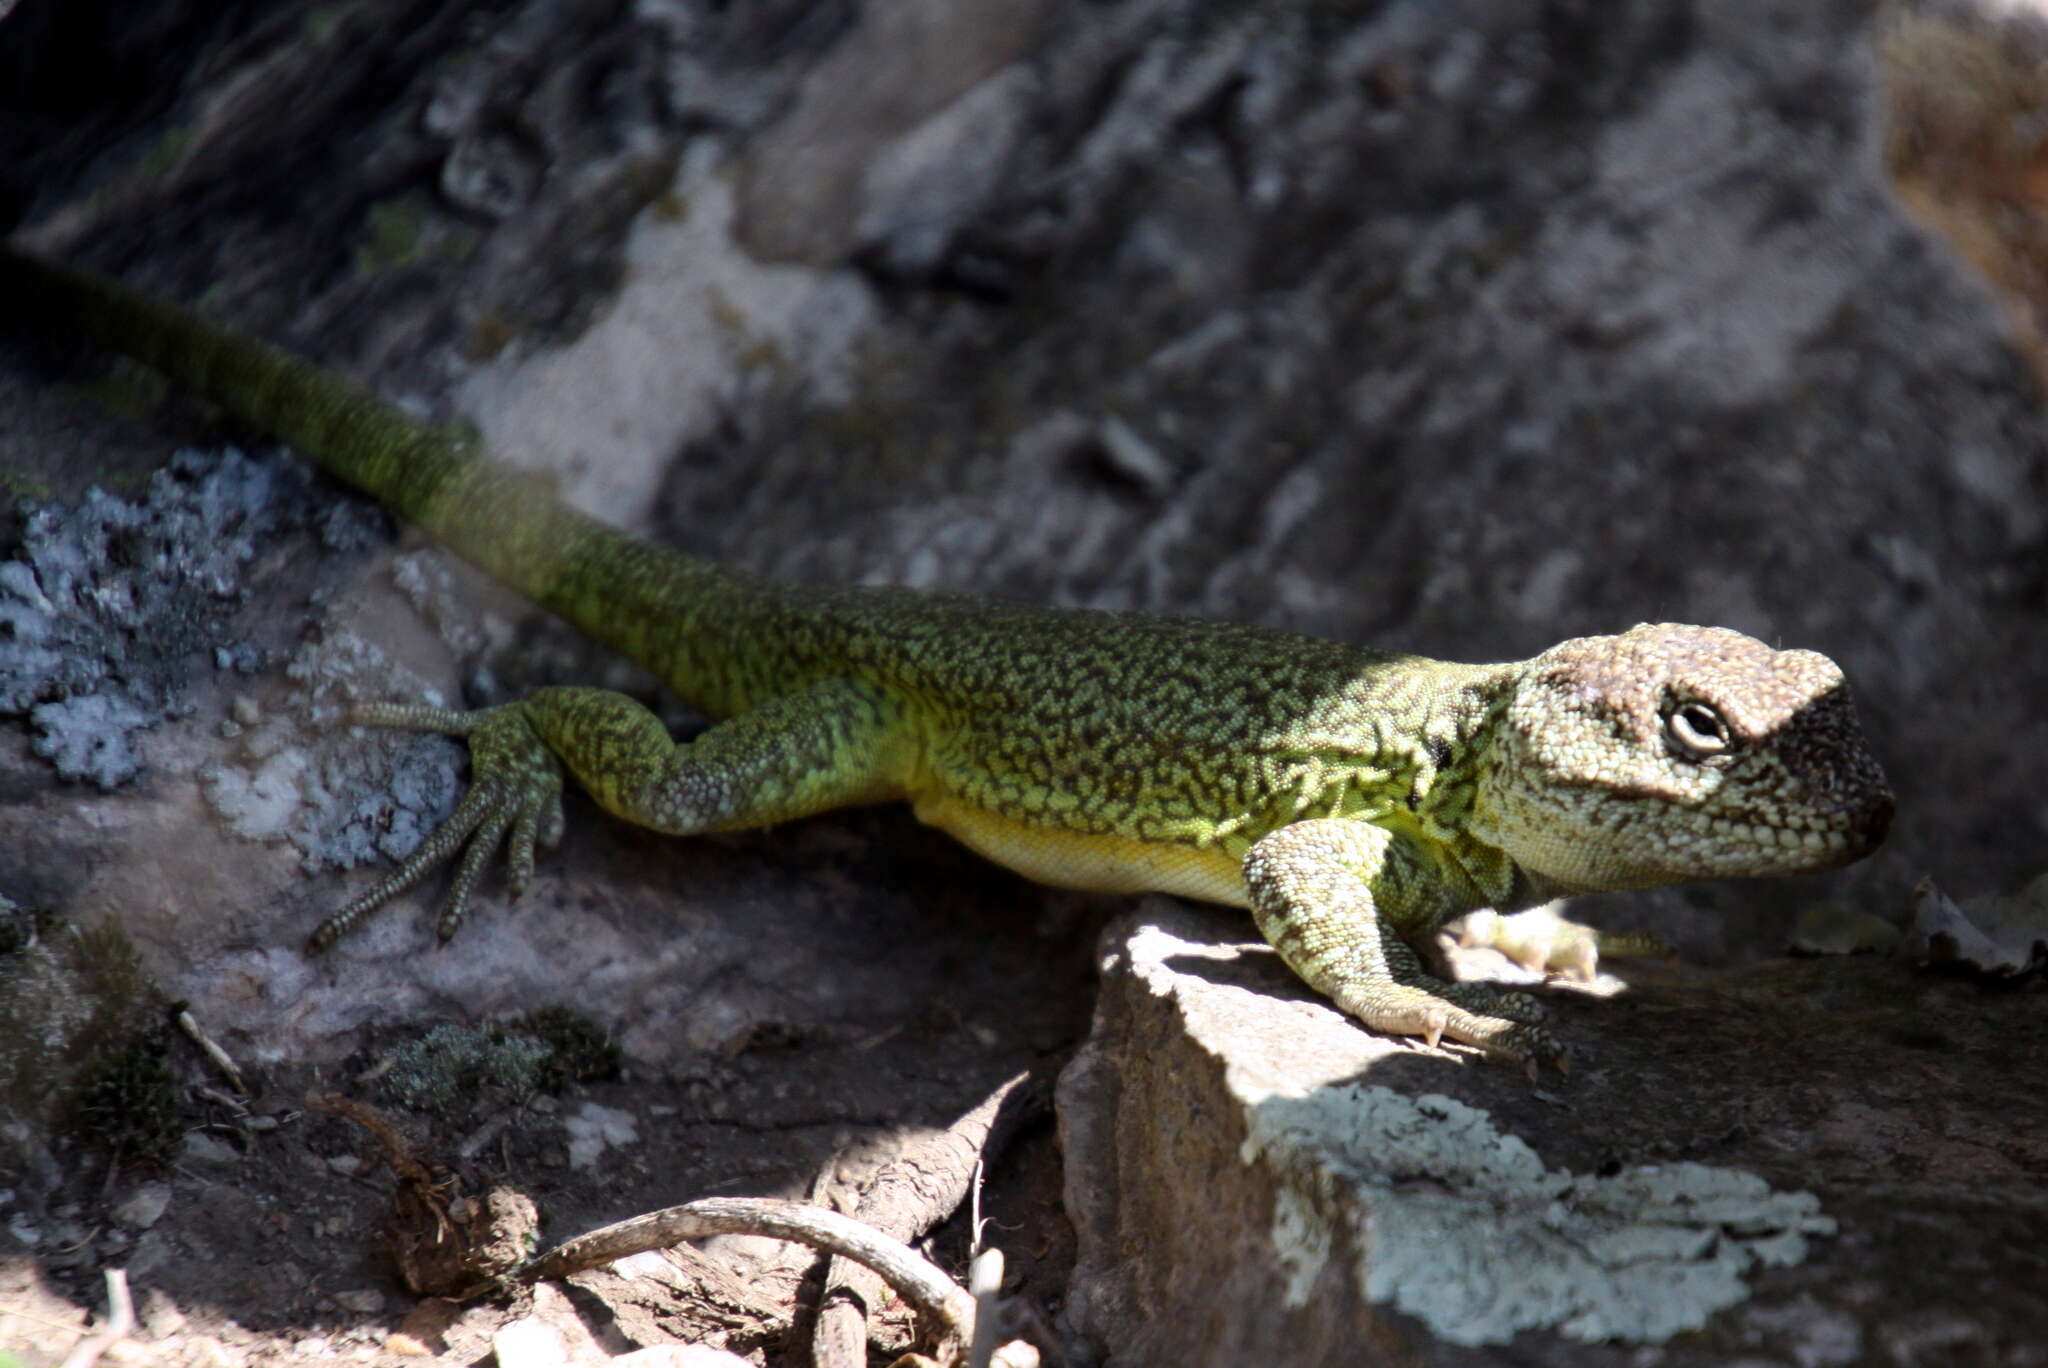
[57, 1268, 134, 1368]
[812, 1251, 880, 1368]
[966, 1248, 1004, 1368]
[970, 1158, 987, 1257]
[177, 1008, 247, 1093]
[526, 1197, 978, 1354]
[813, 1070, 1043, 1365]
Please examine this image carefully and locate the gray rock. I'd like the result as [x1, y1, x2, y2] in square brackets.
[1060, 901, 2048, 1362]
[111, 1182, 172, 1232]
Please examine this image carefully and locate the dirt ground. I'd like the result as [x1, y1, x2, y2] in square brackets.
[3, 805, 1098, 1365]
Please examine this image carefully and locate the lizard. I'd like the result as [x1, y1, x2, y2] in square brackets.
[0, 243, 1895, 1071]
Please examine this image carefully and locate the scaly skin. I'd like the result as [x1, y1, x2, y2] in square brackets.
[0, 245, 1896, 1069]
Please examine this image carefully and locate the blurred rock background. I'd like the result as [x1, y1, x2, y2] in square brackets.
[2, 0, 2047, 1361]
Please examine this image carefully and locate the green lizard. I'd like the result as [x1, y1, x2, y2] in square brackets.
[0, 244, 1894, 1071]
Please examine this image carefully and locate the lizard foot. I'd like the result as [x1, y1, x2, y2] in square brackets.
[309, 701, 566, 951]
[1338, 982, 1565, 1075]
[1430, 978, 1546, 1024]
[1458, 906, 1677, 980]
[1444, 1015, 1567, 1078]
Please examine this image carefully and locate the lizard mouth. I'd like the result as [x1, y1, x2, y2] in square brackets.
[1817, 786, 1894, 866]
[1700, 786, 1893, 873]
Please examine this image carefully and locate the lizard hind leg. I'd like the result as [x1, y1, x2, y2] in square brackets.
[311, 678, 909, 950]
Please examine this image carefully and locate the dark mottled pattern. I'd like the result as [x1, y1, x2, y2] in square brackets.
[722, 584, 1509, 853]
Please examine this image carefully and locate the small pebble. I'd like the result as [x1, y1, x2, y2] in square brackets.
[113, 1182, 172, 1231]
[333, 1289, 385, 1315]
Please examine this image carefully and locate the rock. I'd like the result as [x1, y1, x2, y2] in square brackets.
[1059, 901, 2048, 1363]
[610, 1347, 757, 1368]
[111, 1183, 171, 1232]
[332, 1288, 386, 1315]
[178, 1133, 241, 1167]
[733, 0, 1056, 264]
[1908, 874, 2048, 976]
[491, 1283, 616, 1368]
[490, 1314, 575, 1368]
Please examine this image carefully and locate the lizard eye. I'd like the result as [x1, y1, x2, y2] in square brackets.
[1665, 700, 1734, 760]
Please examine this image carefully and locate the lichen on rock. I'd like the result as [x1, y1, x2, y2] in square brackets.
[1243, 1085, 1836, 1346]
[0, 447, 327, 788]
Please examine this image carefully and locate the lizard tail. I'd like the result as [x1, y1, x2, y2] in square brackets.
[0, 243, 781, 706]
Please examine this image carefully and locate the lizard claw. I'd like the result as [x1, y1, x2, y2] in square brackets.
[1524, 1031, 1569, 1079]
[1420, 1006, 1448, 1051]
[1486, 1023, 1566, 1080]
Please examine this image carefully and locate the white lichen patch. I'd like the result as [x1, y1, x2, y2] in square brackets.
[455, 158, 879, 531]
[564, 1102, 639, 1169]
[199, 747, 311, 841]
[1271, 1184, 1331, 1308]
[1243, 1086, 1834, 1346]
[390, 549, 503, 658]
[199, 627, 459, 872]
[0, 448, 327, 788]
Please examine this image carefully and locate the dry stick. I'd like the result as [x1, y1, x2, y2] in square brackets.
[57, 1268, 133, 1368]
[176, 1007, 247, 1093]
[526, 1197, 979, 1353]
[811, 1251, 883, 1366]
[965, 1248, 1006, 1368]
[812, 1070, 1043, 1368]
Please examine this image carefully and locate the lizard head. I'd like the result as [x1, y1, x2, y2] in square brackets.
[1470, 623, 1893, 891]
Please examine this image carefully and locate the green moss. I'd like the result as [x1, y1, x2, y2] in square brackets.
[0, 470, 53, 503]
[354, 194, 481, 278]
[382, 1007, 618, 1118]
[383, 1022, 550, 1115]
[355, 197, 470, 274]
[356, 197, 428, 274]
[302, 6, 343, 43]
[71, 918, 155, 1012]
[0, 909, 179, 1166]
[518, 1006, 622, 1088]
[136, 125, 198, 180]
[68, 1031, 180, 1166]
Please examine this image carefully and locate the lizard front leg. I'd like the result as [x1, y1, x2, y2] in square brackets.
[312, 677, 907, 949]
[1243, 818, 1563, 1072]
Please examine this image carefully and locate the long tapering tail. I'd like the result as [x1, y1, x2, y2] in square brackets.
[0, 243, 781, 709]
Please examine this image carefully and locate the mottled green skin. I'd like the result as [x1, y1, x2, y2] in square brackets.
[817, 595, 1503, 847]
[2, 245, 1896, 1068]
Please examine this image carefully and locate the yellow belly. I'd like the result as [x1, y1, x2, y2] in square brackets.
[910, 794, 1249, 907]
